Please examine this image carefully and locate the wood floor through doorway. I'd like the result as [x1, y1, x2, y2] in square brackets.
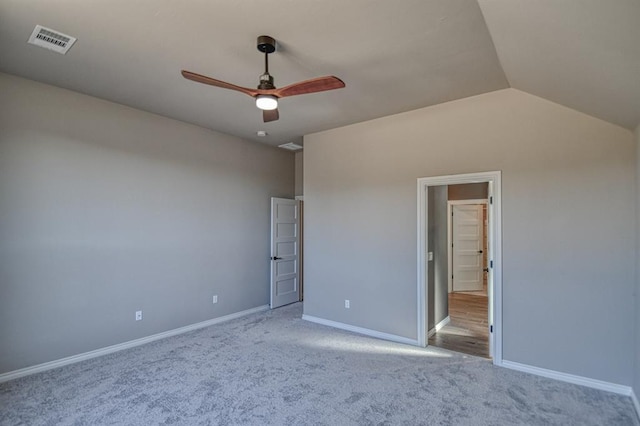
[429, 292, 490, 358]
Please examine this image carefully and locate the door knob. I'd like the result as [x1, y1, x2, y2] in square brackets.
[271, 256, 282, 260]
[478, 250, 483, 254]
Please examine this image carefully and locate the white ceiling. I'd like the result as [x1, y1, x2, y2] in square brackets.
[0, 1, 637, 147]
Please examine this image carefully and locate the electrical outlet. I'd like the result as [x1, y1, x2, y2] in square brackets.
[135, 310, 142, 321]
[212, 295, 218, 304]
[345, 299, 350, 309]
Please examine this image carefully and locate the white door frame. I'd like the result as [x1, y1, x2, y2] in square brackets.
[416, 171, 503, 366]
[448, 199, 488, 293]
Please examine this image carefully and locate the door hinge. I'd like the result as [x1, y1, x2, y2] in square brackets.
[490, 260, 493, 268]
[489, 196, 493, 205]
[451, 274, 454, 279]
[490, 325, 493, 333]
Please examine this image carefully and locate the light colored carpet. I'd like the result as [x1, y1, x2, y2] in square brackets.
[1, 302, 637, 425]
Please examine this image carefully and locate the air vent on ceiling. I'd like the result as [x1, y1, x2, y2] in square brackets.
[278, 142, 303, 151]
[28, 25, 77, 54]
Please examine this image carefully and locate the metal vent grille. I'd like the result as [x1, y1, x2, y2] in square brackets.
[278, 142, 303, 151]
[28, 25, 76, 54]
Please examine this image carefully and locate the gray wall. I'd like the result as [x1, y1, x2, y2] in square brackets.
[432, 186, 449, 327]
[427, 189, 436, 330]
[636, 124, 640, 397]
[295, 151, 304, 196]
[303, 88, 635, 386]
[0, 73, 294, 373]
[426, 187, 449, 331]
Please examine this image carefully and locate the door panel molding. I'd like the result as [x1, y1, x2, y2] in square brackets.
[270, 198, 300, 308]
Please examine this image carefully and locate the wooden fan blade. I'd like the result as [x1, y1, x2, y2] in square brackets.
[181, 70, 259, 97]
[274, 76, 345, 98]
[263, 108, 279, 123]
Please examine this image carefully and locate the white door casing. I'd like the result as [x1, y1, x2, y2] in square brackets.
[451, 203, 485, 292]
[270, 198, 300, 308]
[416, 171, 502, 366]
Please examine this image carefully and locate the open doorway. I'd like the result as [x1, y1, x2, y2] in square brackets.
[433, 188, 489, 357]
[417, 171, 502, 364]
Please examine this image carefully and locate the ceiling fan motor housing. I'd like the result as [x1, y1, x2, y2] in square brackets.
[259, 74, 275, 90]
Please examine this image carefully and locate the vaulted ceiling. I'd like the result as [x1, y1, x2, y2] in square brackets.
[480, 0, 640, 131]
[0, 1, 638, 147]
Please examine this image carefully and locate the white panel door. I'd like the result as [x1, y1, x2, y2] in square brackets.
[452, 204, 484, 291]
[270, 198, 299, 308]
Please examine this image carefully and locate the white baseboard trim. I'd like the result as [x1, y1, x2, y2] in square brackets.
[302, 314, 419, 346]
[427, 316, 450, 338]
[501, 360, 633, 396]
[632, 389, 640, 421]
[0, 304, 269, 383]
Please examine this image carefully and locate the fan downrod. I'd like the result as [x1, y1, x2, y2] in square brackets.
[257, 35, 276, 54]
[257, 35, 276, 90]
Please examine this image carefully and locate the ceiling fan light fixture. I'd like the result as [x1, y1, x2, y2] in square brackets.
[256, 95, 278, 110]
[182, 35, 344, 122]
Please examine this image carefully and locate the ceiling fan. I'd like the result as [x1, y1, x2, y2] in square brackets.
[181, 35, 345, 123]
